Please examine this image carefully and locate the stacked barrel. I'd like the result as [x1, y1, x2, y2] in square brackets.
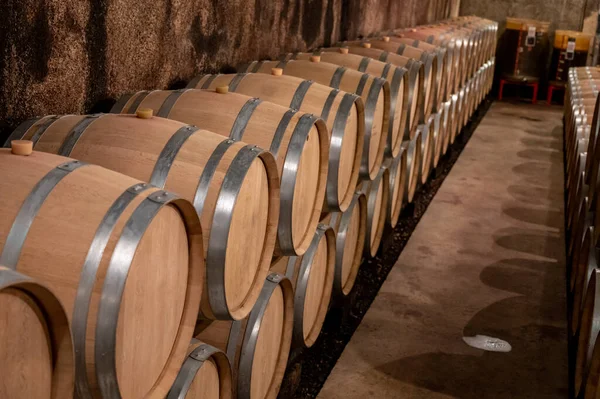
[565, 66, 600, 398]
[0, 15, 496, 399]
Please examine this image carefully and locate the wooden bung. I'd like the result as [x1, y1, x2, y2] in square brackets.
[0, 266, 74, 398]
[237, 59, 390, 180]
[110, 89, 329, 257]
[195, 273, 294, 399]
[0, 149, 203, 398]
[167, 339, 233, 399]
[289, 50, 409, 152]
[270, 224, 335, 348]
[136, 107, 153, 119]
[187, 72, 363, 213]
[321, 45, 425, 134]
[10, 140, 33, 155]
[5, 113, 280, 321]
[320, 192, 367, 297]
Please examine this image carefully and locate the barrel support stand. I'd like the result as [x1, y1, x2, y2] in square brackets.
[498, 79, 538, 104]
[547, 83, 565, 105]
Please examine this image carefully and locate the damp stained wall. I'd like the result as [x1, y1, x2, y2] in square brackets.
[0, 0, 455, 136]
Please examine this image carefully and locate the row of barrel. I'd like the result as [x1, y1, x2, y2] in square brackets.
[565, 66, 600, 399]
[0, 15, 497, 399]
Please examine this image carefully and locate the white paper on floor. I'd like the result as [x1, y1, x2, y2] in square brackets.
[462, 335, 512, 352]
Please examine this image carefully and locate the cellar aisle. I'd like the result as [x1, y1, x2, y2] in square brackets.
[318, 102, 568, 398]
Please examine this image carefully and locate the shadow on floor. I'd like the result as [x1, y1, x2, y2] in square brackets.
[373, 257, 567, 399]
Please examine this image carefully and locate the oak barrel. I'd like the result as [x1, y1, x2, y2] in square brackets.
[187, 72, 362, 212]
[0, 149, 203, 399]
[270, 224, 335, 348]
[418, 121, 435, 184]
[383, 149, 407, 228]
[320, 192, 367, 298]
[321, 45, 425, 133]
[167, 339, 233, 399]
[575, 269, 600, 397]
[195, 273, 294, 399]
[111, 88, 329, 256]
[384, 36, 447, 109]
[404, 131, 423, 204]
[5, 113, 279, 321]
[342, 39, 437, 120]
[238, 59, 389, 180]
[285, 50, 409, 153]
[0, 266, 74, 399]
[571, 227, 596, 337]
[395, 28, 462, 94]
[358, 167, 390, 257]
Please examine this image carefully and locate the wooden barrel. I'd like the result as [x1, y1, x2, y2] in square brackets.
[383, 148, 407, 228]
[270, 224, 335, 348]
[358, 167, 390, 257]
[394, 28, 462, 94]
[575, 269, 600, 397]
[187, 72, 362, 212]
[0, 148, 203, 399]
[5, 113, 279, 321]
[580, 331, 600, 398]
[320, 192, 367, 298]
[571, 227, 596, 337]
[238, 59, 389, 180]
[441, 99, 452, 156]
[404, 131, 423, 204]
[111, 89, 329, 256]
[286, 50, 409, 154]
[418, 121, 434, 184]
[195, 273, 294, 399]
[449, 93, 460, 144]
[167, 339, 233, 399]
[384, 36, 447, 108]
[428, 111, 443, 169]
[343, 39, 436, 120]
[322, 45, 425, 134]
[570, 222, 593, 293]
[0, 266, 74, 398]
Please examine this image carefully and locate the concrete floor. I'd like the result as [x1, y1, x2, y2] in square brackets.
[318, 102, 568, 399]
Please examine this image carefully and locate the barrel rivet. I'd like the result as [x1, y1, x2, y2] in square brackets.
[267, 273, 283, 283]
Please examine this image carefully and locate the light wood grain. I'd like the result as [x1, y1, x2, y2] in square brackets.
[21, 113, 277, 320]
[193, 73, 362, 212]
[124, 89, 327, 256]
[0, 149, 202, 398]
